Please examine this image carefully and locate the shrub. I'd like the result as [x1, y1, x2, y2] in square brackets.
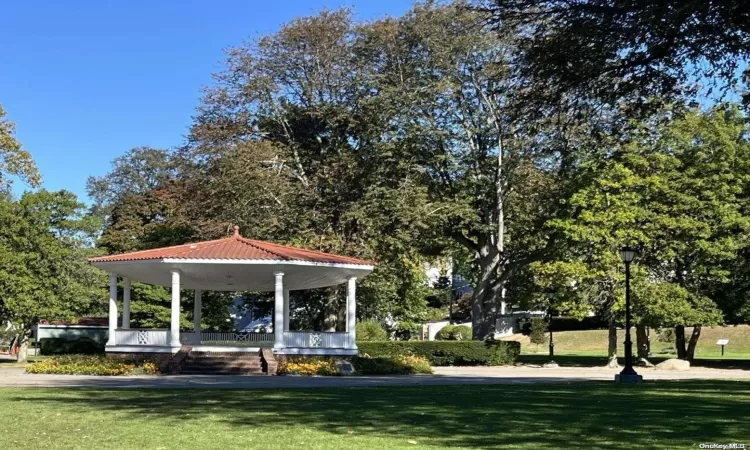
[39, 337, 104, 355]
[436, 325, 472, 340]
[529, 318, 547, 345]
[25, 355, 162, 376]
[356, 321, 388, 342]
[351, 355, 432, 375]
[358, 340, 520, 366]
[277, 357, 340, 376]
[391, 321, 423, 340]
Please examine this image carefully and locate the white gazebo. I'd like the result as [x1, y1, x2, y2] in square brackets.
[89, 226, 374, 358]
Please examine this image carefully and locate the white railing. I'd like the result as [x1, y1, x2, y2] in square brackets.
[282, 331, 350, 349]
[179, 332, 199, 345]
[198, 332, 274, 345]
[115, 329, 168, 346]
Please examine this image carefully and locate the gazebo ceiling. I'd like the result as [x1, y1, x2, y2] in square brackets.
[89, 227, 375, 291]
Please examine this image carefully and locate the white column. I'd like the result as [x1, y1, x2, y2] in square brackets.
[193, 290, 202, 338]
[273, 272, 284, 349]
[347, 276, 357, 349]
[106, 273, 118, 346]
[122, 277, 131, 329]
[169, 270, 181, 347]
[283, 288, 290, 331]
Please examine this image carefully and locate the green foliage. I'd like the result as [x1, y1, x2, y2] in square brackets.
[435, 325, 472, 341]
[355, 321, 388, 342]
[535, 105, 750, 341]
[351, 355, 432, 375]
[0, 103, 41, 190]
[39, 337, 105, 355]
[529, 318, 547, 345]
[484, 1, 749, 113]
[358, 341, 520, 366]
[0, 190, 106, 353]
[390, 321, 423, 341]
[26, 355, 160, 376]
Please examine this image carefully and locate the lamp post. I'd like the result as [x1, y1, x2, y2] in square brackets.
[544, 288, 558, 368]
[616, 246, 643, 383]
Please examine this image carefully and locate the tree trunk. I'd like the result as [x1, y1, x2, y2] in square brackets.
[471, 251, 500, 340]
[322, 290, 339, 332]
[675, 325, 687, 359]
[686, 325, 702, 361]
[16, 338, 28, 364]
[635, 324, 652, 366]
[607, 320, 619, 368]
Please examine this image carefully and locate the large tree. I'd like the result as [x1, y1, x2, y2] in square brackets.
[0, 190, 105, 362]
[186, 9, 437, 329]
[479, 0, 750, 112]
[0, 103, 41, 191]
[536, 104, 749, 361]
[357, 2, 596, 337]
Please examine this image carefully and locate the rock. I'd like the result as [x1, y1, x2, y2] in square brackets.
[636, 358, 654, 368]
[336, 359, 355, 376]
[655, 358, 690, 371]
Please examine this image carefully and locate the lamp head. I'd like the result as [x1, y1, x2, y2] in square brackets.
[620, 246, 637, 264]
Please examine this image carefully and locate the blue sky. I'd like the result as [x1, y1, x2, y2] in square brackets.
[1, 1, 412, 202]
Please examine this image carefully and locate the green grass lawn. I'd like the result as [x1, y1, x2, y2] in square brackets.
[1, 382, 749, 449]
[511, 325, 750, 360]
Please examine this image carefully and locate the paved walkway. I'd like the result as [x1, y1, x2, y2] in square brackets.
[0, 365, 748, 389]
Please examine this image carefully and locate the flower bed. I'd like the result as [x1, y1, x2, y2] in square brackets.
[26, 355, 161, 376]
[351, 355, 432, 375]
[277, 358, 341, 376]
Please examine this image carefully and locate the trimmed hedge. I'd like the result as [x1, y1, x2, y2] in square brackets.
[39, 337, 105, 355]
[358, 340, 520, 366]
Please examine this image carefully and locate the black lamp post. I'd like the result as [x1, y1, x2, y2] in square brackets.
[616, 246, 643, 383]
[544, 288, 558, 368]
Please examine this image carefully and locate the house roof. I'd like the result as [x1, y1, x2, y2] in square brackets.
[39, 317, 109, 327]
[88, 226, 374, 267]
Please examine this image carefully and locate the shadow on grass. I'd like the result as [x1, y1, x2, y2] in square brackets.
[8, 380, 750, 449]
[517, 354, 750, 370]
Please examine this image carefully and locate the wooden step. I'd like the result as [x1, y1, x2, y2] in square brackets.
[179, 351, 265, 375]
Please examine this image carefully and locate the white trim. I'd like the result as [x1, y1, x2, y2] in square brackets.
[105, 346, 177, 354]
[93, 258, 374, 271]
[273, 348, 358, 356]
[38, 324, 108, 329]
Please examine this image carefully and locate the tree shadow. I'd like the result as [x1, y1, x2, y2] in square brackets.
[517, 354, 750, 370]
[9, 380, 750, 448]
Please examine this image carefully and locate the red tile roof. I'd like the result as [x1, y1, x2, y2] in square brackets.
[89, 226, 374, 266]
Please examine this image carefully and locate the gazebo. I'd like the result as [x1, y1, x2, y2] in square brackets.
[88, 226, 374, 363]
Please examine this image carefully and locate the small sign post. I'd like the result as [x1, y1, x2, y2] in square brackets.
[716, 339, 729, 356]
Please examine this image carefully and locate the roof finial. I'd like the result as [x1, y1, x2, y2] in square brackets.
[233, 225, 240, 238]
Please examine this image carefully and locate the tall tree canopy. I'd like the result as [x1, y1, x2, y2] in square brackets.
[0, 190, 105, 361]
[534, 104, 750, 360]
[0, 103, 41, 191]
[479, 0, 750, 111]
